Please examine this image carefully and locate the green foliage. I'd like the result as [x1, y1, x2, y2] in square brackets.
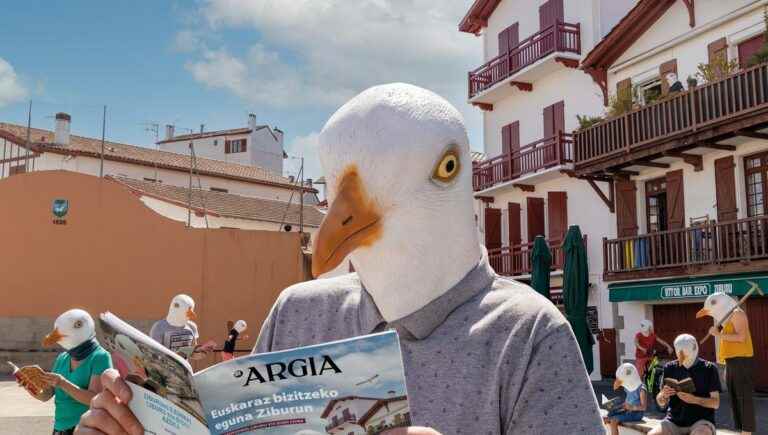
[607, 85, 636, 117]
[747, 7, 768, 67]
[697, 56, 739, 83]
[576, 114, 604, 131]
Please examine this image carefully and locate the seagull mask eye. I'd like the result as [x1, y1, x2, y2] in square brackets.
[431, 146, 461, 185]
[74, 320, 83, 329]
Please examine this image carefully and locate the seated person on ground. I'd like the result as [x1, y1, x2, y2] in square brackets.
[604, 363, 647, 435]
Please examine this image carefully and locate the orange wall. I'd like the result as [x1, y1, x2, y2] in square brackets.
[0, 171, 308, 366]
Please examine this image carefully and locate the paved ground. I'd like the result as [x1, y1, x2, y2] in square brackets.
[593, 380, 768, 434]
[0, 376, 55, 435]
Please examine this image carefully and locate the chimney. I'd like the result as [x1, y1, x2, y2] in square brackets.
[165, 124, 175, 140]
[248, 113, 258, 131]
[54, 112, 71, 145]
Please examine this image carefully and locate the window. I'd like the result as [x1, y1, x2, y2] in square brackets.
[645, 177, 667, 233]
[745, 152, 768, 216]
[225, 139, 247, 154]
[213, 139, 218, 146]
[738, 34, 765, 68]
[210, 187, 228, 193]
[638, 79, 662, 105]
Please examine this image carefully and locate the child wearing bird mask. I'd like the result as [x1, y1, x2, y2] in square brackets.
[651, 334, 721, 435]
[604, 363, 647, 435]
[28, 309, 112, 435]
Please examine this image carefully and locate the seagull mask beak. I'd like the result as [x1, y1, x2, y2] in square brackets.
[695, 308, 711, 319]
[42, 328, 65, 347]
[186, 308, 197, 321]
[312, 166, 382, 277]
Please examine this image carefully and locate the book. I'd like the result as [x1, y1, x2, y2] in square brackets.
[99, 312, 411, 435]
[663, 377, 696, 394]
[600, 394, 623, 412]
[7, 361, 54, 400]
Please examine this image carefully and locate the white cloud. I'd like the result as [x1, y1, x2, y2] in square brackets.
[285, 132, 323, 180]
[0, 57, 27, 108]
[180, 0, 480, 111]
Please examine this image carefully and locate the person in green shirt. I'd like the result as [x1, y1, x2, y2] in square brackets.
[25, 309, 112, 435]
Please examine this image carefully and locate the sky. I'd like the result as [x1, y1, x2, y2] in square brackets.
[0, 1, 482, 181]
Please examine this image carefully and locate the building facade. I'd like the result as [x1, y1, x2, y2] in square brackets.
[577, 0, 768, 390]
[157, 114, 285, 175]
[460, 0, 635, 380]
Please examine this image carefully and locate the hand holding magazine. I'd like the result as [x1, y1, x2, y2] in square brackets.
[99, 312, 411, 435]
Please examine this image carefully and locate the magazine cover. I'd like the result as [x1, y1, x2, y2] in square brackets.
[99, 312, 410, 435]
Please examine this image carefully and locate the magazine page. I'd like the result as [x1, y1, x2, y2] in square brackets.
[99, 312, 209, 435]
[193, 330, 410, 435]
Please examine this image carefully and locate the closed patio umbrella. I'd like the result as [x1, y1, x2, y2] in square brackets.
[562, 225, 595, 374]
[530, 235, 552, 299]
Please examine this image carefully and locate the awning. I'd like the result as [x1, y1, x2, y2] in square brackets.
[608, 273, 768, 302]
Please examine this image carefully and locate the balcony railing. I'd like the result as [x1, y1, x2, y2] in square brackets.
[472, 132, 573, 191]
[574, 62, 768, 169]
[325, 414, 357, 432]
[488, 235, 586, 276]
[603, 216, 768, 279]
[468, 21, 581, 98]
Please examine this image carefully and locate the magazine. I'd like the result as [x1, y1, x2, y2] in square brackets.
[99, 312, 411, 435]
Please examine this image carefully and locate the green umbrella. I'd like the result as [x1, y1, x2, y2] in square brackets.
[530, 235, 552, 299]
[562, 225, 595, 374]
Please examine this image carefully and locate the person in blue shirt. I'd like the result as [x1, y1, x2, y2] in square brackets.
[605, 363, 647, 435]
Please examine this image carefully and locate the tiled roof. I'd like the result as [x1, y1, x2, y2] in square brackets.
[0, 123, 313, 192]
[110, 176, 325, 228]
[156, 127, 257, 144]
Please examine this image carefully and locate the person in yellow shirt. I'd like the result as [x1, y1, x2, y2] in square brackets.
[697, 292, 755, 435]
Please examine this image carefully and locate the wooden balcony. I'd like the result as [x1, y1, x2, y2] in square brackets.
[603, 216, 768, 281]
[488, 235, 586, 277]
[472, 132, 572, 192]
[574, 62, 768, 175]
[468, 21, 581, 99]
[325, 414, 357, 432]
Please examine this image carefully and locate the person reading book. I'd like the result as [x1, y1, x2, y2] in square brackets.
[23, 309, 112, 435]
[603, 363, 647, 435]
[651, 334, 720, 435]
[75, 84, 604, 435]
[697, 292, 756, 435]
[635, 320, 673, 377]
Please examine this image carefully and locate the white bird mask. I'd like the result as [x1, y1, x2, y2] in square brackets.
[613, 363, 642, 392]
[696, 292, 738, 324]
[674, 334, 699, 369]
[167, 294, 196, 327]
[639, 319, 653, 336]
[43, 309, 95, 350]
[313, 83, 483, 321]
[234, 320, 248, 333]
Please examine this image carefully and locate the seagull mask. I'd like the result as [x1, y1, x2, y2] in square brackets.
[43, 309, 98, 360]
[613, 362, 642, 392]
[234, 320, 248, 333]
[167, 294, 196, 327]
[639, 319, 653, 336]
[696, 291, 737, 324]
[313, 83, 483, 321]
[674, 333, 699, 369]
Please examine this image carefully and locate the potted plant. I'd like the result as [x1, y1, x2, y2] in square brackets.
[686, 75, 698, 88]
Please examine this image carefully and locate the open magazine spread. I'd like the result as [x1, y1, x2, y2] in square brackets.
[99, 312, 411, 435]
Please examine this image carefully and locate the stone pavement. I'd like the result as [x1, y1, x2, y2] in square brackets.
[0, 376, 55, 435]
[593, 379, 768, 434]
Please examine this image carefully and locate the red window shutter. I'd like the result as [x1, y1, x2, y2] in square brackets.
[539, 1, 550, 29]
[553, 101, 565, 134]
[666, 169, 685, 230]
[510, 121, 520, 152]
[714, 156, 738, 222]
[508, 202, 521, 246]
[539, 0, 563, 30]
[551, 0, 564, 23]
[659, 59, 678, 95]
[547, 191, 568, 241]
[508, 23, 519, 48]
[708, 37, 728, 64]
[498, 28, 509, 55]
[225, 140, 231, 154]
[501, 124, 511, 155]
[615, 179, 638, 237]
[616, 78, 632, 100]
[738, 34, 764, 68]
[484, 208, 502, 249]
[543, 104, 555, 138]
[241, 139, 247, 152]
[526, 197, 546, 240]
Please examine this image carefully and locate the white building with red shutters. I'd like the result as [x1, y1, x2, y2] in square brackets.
[574, 0, 768, 391]
[460, 0, 635, 380]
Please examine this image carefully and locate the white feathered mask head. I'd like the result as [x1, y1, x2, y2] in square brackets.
[42, 309, 96, 350]
[167, 294, 196, 327]
[639, 319, 653, 336]
[697, 292, 737, 324]
[613, 363, 642, 392]
[674, 334, 699, 369]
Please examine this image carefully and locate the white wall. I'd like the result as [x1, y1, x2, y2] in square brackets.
[609, 0, 766, 93]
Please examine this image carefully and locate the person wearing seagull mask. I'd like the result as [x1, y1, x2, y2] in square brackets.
[32, 309, 112, 435]
[149, 294, 201, 360]
[697, 292, 755, 435]
[604, 363, 647, 435]
[75, 84, 604, 435]
[635, 319, 673, 378]
[651, 334, 721, 435]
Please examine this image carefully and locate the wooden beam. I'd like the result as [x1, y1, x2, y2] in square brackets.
[510, 81, 533, 92]
[682, 0, 695, 28]
[583, 67, 608, 106]
[555, 57, 579, 69]
[585, 178, 615, 213]
[476, 195, 495, 204]
[700, 141, 736, 151]
[513, 184, 535, 192]
[736, 129, 768, 140]
[633, 160, 670, 169]
[607, 169, 639, 177]
[471, 102, 494, 111]
[665, 151, 703, 171]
